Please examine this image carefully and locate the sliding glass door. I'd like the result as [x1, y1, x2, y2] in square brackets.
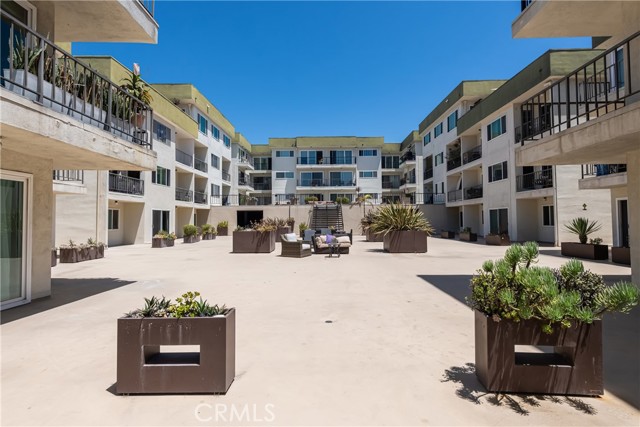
[1, 171, 31, 309]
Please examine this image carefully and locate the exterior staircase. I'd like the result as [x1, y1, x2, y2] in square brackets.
[309, 203, 344, 231]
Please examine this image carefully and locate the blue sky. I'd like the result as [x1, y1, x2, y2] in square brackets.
[73, 1, 590, 145]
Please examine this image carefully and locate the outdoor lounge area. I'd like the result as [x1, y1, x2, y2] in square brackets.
[1, 237, 638, 426]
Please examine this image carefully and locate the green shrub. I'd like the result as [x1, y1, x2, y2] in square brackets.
[183, 224, 198, 237]
[369, 203, 434, 235]
[124, 291, 226, 318]
[217, 220, 229, 228]
[299, 222, 309, 234]
[304, 196, 318, 204]
[335, 197, 350, 204]
[201, 224, 216, 235]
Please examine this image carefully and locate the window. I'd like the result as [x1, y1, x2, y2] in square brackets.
[434, 152, 444, 166]
[198, 114, 208, 135]
[330, 171, 353, 186]
[275, 171, 294, 179]
[301, 172, 323, 186]
[223, 135, 231, 148]
[423, 132, 431, 145]
[488, 161, 508, 183]
[329, 150, 353, 165]
[212, 126, 220, 140]
[489, 208, 509, 235]
[359, 171, 377, 178]
[151, 166, 170, 186]
[152, 120, 171, 144]
[382, 156, 400, 169]
[152, 210, 170, 236]
[211, 154, 220, 169]
[543, 205, 555, 226]
[300, 150, 321, 165]
[276, 150, 294, 157]
[254, 157, 272, 170]
[616, 47, 625, 88]
[434, 122, 443, 138]
[447, 111, 458, 132]
[108, 209, 119, 230]
[487, 115, 507, 141]
[358, 149, 378, 157]
[211, 183, 220, 196]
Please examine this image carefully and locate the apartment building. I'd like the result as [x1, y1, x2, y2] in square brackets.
[0, 0, 159, 309]
[512, 0, 640, 281]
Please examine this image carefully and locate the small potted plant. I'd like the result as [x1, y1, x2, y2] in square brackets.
[121, 69, 153, 127]
[468, 242, 639, 395]
[459, 227, 477, 242]
[201, 224, 217, 240]
[183, 224, 200, 244]
[369, 204, 433, 253]
[152, 230, 176, 248]
[117, 291, 235, 394]
[217, 221, 229, 236]
[561, 217, 607, 260]
[298, 222, 309, 238]
[305, 196, 318, 204]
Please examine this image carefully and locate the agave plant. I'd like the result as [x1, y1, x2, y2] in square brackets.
[564, 217, 602, 244]
[369, 203, 434, 235]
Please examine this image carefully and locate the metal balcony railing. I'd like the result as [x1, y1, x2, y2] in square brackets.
[517, 31, 639, 145]
[462, 145, 482, 164]
[221, 171, 231, 182]
[273, 194, 298, 205]
[447, 157, 462, 171]
[400, 152, 416, 164]
[1, 11, 153, 148]
[447, 189, 463, 202]
[109, 173, 144, 195]
[212, 194, 271, 206]
[581, 164, 627, 178]
[175, 149, 193, 167]
[194, 157, 208, 173]
[382, 181, 400, 189]
[175, 187, 193, 202]
[252, 182, 272, 191]
[423, 169, 434, 180]
[297, 180, 356, 187]
[53, 170, 84, 183]
[433, 193, 445, 205]
[516, 169, 554, 192]
[238, 176, 252, 187]
[137, 0, 155, 16]
[296, 157, 356, 165]
[237, 155, 254, 166]
[464, 184, 483, 200]
[400, 177, 416, 185]
[194, 190, 207, 204]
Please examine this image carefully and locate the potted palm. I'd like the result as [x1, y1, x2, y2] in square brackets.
[117, 291, 235, 394]
[201, 224, 217, 240]
[561, 217, 607, 260]
[152, 230, 176, 248]
[369, 204, 433, 253]
[298, 222, 309, 238]
[183, 224, 200, 244]
[217, 221, 229, 236]
[468, 242, 639, 395]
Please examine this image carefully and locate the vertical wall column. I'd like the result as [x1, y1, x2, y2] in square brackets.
[627, 150, 640, 284]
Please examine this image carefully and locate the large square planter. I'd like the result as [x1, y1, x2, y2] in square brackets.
[59, 248, 80, 263]
[232, 230, 275, 253]
[440, 230, 456, 239]
[202, 233, 217, 240]
[275, 226, 291, 242]
[152, 238, 174, 248]
[183, 235, 201, 244]
[116, 309, 236, 394]
[485, 234, 510, 246]
[383, 230, 428, 253]
[474, 310, 603, 395]
[217, 226, 229, 236]
[366, 229, 384, 242]
[561, 242, 608, 260]
[611, 247, 630, 265]
[459, 232, 477, 242]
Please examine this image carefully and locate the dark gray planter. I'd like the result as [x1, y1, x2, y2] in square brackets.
[202, 233, 217, 240]
[459, 232, 477, 242]
[232, 230, 275, 253]
[611, 247, 630, 265]
[217, 226, 229, 236]
[59, 246, 104, 263]
[561, 242, 608, 260]
[152, 238, 174, 248]
[366, 229, 384, 242]
[183, 235, 200, 244]
[383, 230, 428, 253]
[116, 309, 236, 394]
[485, 234, 510, 246]
[475, 310, 603, 395]
[440, 230, 455, 239]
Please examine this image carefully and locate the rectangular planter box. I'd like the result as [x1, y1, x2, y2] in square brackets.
[440, 231, 455, 239]
[116, 309, 236, 394]
[202, 233, 217, 240]
[459, 232, 477, 242]
[561, 242, 608, 260]
[485, 234, 511, 246]
[59, 245, 105, 262]
[152, 238, 174, 248]
[366, 229, 384, 242]
[183, 235, 201, 244]
[474, 310, 603, 395]
[611, 246, 630, 265]
[232, 230, 275, 253]
[217, 226, 229, 236]
[275, 226, 291, 242]
[383, 230, 428, 253]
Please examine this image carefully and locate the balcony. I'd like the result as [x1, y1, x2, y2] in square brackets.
[296, 157, 356, 166]
[579, 164, 627, 190]
[297, 180, 356, 187]
[109, 173, 144, 196]
[447, 189, 462, 203]
[516, 169, 554, 192]
[382, 181, 400, 190]
[581, 164, 627, 178]
[464, 184, 483, 200]
[175, 187, 193, 202]
[238, 176, 253, 188]
[221, 170, 231, 182]
[447, 157, 462, 172]
[194, 190, 207, 205]
[400, 152, 416, 165]
[237, 156, 254, 170]
[252, 182, 272, 191]
[212, 194, 272, 206]
[194, 157, 208, 173]
[176, 149, 193, 167]
[462, 145, 482, 165]
[53, 170, 84, 183]
[423, 169, 434, 180]
[400, 177, 416, 186]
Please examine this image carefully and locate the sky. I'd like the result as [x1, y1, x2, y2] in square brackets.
[73, 1, 591, 145]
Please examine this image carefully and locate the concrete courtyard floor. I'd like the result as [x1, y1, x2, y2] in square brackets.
[1, 237, 639, 426]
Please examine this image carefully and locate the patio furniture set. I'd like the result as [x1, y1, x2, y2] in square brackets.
[280, 229, 353, 258]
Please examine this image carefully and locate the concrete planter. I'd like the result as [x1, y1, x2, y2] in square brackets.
[275, 226, 291, 242]
[459, 231, 477, 242]
[232, 230, 275, 253]
[183, 235, 200, 244]
[59, 245, 105, 263]
[217, 226, 229, 236]
[152, 238, 174, 248]
[366, 229, 384, 242]
[561, 242, 608, 260]
[383, 230, 428, 253]
[611, 247, 630, 265]
[116, 309, 236, 394]
[485, 234, 511, 246]
[474, 310, 603, 395]
[440, 230, 456, 239]
[202, 233, 217, 240]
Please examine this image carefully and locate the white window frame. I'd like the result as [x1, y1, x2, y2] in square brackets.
[359, 171, 377, 178]
[108, 209, 120, 230]
[542, 204, 554, 227]
[275, 171, 294, 179]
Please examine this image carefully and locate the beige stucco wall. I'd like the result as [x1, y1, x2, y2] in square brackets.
[610, 186, 629, 248]
[2, 149, 52, 300]
[627, 150, 639, 283]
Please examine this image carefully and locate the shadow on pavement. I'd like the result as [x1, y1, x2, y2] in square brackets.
[1, 278, 135, 325]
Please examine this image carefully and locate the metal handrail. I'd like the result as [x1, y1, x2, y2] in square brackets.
[447, 189, 463, 202]
[516, 169, 554, 192]
[194, 157, 208, 173]
[175, 187, 193, 202]
[175, 149, 193, 167]
[464, 184, 483, 200]
[1, 11, 153, 148]
[109, 173, 144, 195]
[462, 145, 482, 164]
[53, 170, 84, 183]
